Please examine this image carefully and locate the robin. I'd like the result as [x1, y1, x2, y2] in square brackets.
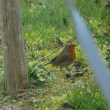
[46, 43, 77, 74]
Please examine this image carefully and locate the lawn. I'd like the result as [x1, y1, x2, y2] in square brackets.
[0, 0, 110, 109]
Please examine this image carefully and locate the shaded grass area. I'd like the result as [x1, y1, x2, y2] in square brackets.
[0, 72, 73, 109]
[0, 71, 108, 110]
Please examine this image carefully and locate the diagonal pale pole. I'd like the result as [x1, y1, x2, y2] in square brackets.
[67, 0, 110, 107]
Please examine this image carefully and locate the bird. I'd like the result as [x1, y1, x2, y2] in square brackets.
[46, 43, 77, 75]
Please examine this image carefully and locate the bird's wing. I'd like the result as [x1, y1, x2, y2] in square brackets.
[54, 54, 69, 65]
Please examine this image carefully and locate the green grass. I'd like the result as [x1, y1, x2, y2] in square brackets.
[67, 76, 108, 110]
[0, 0, 110, 109]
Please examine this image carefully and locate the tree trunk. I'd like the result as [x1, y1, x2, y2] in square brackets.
[0, 0, 2, 35]
[1, 0, 28, 94]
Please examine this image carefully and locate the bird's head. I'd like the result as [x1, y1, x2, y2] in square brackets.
[65, 43, 77, 52]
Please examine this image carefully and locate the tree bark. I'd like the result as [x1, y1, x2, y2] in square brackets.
[0, 0, 2, 34]
[1, 0, 28, 94]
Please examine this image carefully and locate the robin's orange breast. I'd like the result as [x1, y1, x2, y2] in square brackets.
[69, 49, 76, 61]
